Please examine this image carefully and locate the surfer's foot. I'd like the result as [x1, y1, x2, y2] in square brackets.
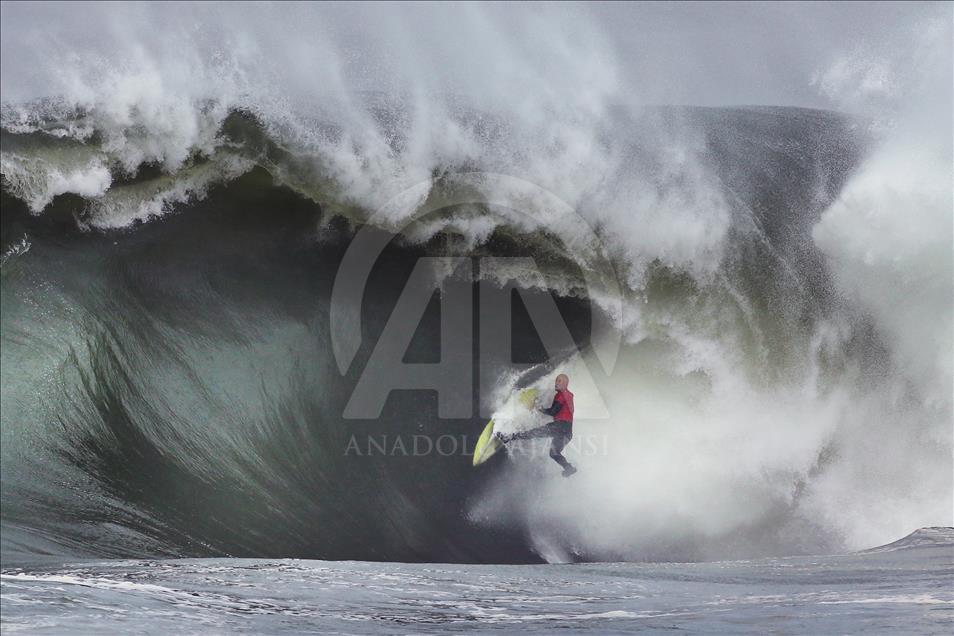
[562, 465, 577, 478]
[493, 431, 510, 444]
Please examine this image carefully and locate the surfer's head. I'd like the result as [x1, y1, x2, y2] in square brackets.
[555, 374, 569, 391]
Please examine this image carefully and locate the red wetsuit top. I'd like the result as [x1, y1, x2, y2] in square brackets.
[551, 389, 574, 423]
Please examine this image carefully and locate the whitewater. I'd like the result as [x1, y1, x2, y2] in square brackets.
[0, 2, 951, 633]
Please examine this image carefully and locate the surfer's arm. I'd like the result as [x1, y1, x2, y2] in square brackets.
[538, 398, 560, 417]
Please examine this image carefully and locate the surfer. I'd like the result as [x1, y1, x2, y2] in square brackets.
[496, 374, 577, 477]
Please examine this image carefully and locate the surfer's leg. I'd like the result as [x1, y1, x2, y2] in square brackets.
[506, 423, 577, 475]
[507, 423, 559, 442]
[548, 432, 572, 469]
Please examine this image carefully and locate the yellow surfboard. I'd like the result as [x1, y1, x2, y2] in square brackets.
[472, 418, 501, 466]
[473, 388, 538, 467]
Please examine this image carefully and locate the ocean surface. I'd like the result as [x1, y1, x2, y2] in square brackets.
[2, 528, 952, 634]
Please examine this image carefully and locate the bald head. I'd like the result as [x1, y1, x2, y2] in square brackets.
[555, 374, 569, 391]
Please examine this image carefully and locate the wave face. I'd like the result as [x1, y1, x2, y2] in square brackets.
[858, 527, 954, 554]
[1, 3, 951, 564]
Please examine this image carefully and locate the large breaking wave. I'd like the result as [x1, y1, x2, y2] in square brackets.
[1, 2, 951, 564]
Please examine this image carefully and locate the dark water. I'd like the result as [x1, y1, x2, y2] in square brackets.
[1, 167, 597, 564]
